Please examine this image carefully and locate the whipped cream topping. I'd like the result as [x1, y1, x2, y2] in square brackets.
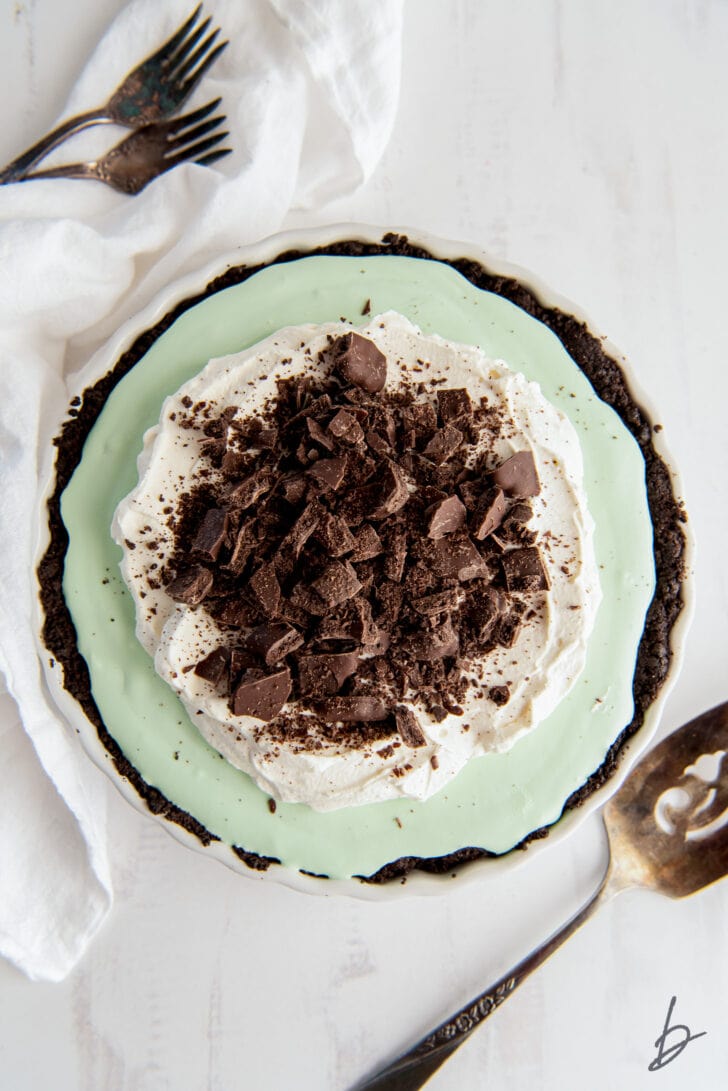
[113, 313, 601, 810]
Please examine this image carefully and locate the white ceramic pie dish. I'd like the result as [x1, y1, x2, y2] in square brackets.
[33, 224, 693, 898]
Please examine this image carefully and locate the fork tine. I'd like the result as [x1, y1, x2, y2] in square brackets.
[165, 98, 221, 134]
[147, 5, 203, 68]
[167, 115, 227, 149]
[165, 15, 213, 72]
[171, 27, 220, 84]
[165, 131, 229, 168]
[176, 40, 229, 102]
[195, 148, 232, 167]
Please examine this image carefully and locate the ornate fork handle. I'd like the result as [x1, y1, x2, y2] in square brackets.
[0, 111, 112, 184]
[357, 869, 618, 1091]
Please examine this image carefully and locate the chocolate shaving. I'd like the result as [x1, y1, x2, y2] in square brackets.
[192, 508, 229, 561]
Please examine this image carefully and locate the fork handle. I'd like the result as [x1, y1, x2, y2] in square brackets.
[0, 109, 110, 184]
[356, 870, 618, 1091]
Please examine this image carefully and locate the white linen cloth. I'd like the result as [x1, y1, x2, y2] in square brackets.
[0, 0, 403, 982]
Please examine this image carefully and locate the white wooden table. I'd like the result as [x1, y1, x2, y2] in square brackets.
[1, 2, 727, 1088]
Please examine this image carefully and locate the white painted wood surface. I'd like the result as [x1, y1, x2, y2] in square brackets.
[1, 1, 727, 1088]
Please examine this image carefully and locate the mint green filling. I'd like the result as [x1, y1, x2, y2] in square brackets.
[62, 255, 654, 878]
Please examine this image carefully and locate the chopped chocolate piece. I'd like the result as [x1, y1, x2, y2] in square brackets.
[411, 589, 460, 617]
[316, 513, 357, 557]
[369, 460, 410, 519]
[194, 646, 230, 686]
[432, 535, 488, 581]
[287, 583, 328, 615]
[466, 585, 505, 639]
[227, 472, 272, 510]
[297, 651, 360, 697]
[471, 486, 507, 540]
[231, 667, 291, 721]
[457, 479, 482, 510]
[223, 519, 256, 575]
[330, 332, 387, 393]
[307, 455, 348, 491]
[437, 388, 473, 423]
[278, 474, 308, 505]
[365, 429, 391, 457]
[247, 564, 281, 617]
[312, 560, 362, 606]
[165, 566, 214, 605]
[426, 494, 466, 539]
[305, 416, 335, 451]
[383, 528, 407, 581]
[246, 622, 304, 666]
[328, 408, 364, 445]
[402, 402, 438, 439]
[315, 696, 389, 722]
[423, 424, 463, 465]
[221, 449, 250, 476]
[281, 501, 321, 557]
[394, 706, 427, 747]
[349, 523, 383, 561]
[191, 508, 229, 562]
[494, 600, 528, 647]
[491, 451, 541, 497]
[501, 546, 550, 592]
[404, 617, 459, 661]
[489, 685, 510, 706]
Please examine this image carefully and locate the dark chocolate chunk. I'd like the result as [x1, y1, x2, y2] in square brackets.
[426, 494, 466, 539]
[231, 667, 291, 720]
[305, 416, 335, 451]
[394, 706, 427, 747]
[297, 651, 360, 697]
[223, 519, 255, 574]
[349, 523, 383, 561]
[432, 535, 488, 581]
[383, 528, 407, 582]
[369, 460, 410, 519]
[307, 455, 348, 491]
[314, 696, 389, 722]
[278, 474, 308, 505]
[330, 332, 387, 393]
[411, 589, 460, 617]
[246, 622, 304, 666]
[191, 508, 229, 562]
[437, 388, 473, 423]
[501, 546, 550, 592]
[312, 560, 362, 606]
[471, 486, 507, 540]
[491, 451, 541, 497]
[401, 402, 437, 438]
[423, 424, 463, 465]
[315, 513, 357, 557]
[227, 472, 272, 510]
[404, 617, 459, 661]
[165, 566, 214, 605]
[328, 408, 365, 445]
[247, 564, 281, 617]
[280, 501, 321, 557]
[194, 646, 230, 686]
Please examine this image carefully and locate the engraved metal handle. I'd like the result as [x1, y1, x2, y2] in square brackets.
[356, 869, 619, 1091]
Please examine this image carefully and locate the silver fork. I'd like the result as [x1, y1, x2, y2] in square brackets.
[0, 4, 228, 184]
[15, 100, 231, 195]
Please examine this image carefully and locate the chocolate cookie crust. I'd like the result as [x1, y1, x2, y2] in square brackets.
[38, 234, 687, 883]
